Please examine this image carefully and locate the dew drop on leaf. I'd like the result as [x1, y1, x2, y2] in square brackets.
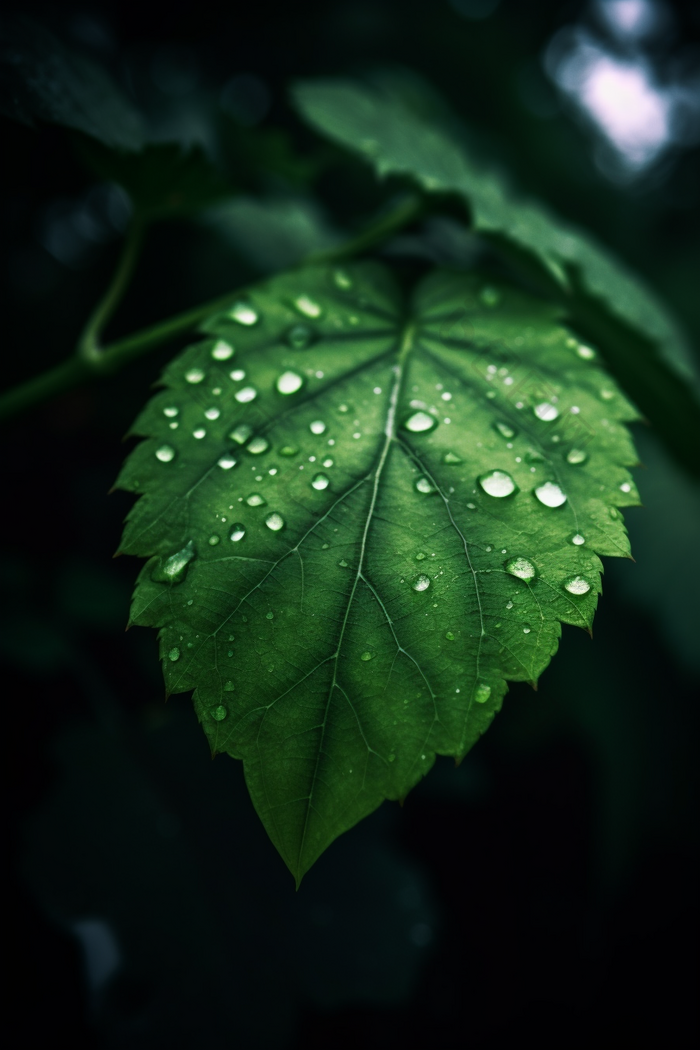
[360, 651, 373, 661]
[217, 453, 237, 470]
[246, 493, 266, 507]
[576, 344, 596, 360]
[168, 647, 180, 662]
[566, 448, 588, 465]
[208, 534, 220, 546]
[564, 575, 592, 595]
[155, 445, 176, 463]
[204, 407, 221, 421]
[322, 457, 334, 468]
[415, 552, 426, 560]
[534, 402, 559, 422]
[413, 574, 431, 592]
[474, 682, 491, 703]
[229, 301, 258, 325]
[506, 601, 514, 609]
[534, 481, 567, 507]
[505, 556, 537, 580]
[415, 475, 436, 495]
[571, 533, 586, 546]
[311, 473, 330, 491]
[230, 424, 253, 444]
[445, 631, 455, 640]
[523, 627, 531, 634]
[279, 444, 299, 456]
[265, 512, 285, 531]
[211, 339, 234, 360]
[338, 559, 348, 567]
[286, 324, 315, 349]
[402, 410, 437, 434]
[163, 406, 179, 418]
[185, 367, 205, 384]
[224, 680, 235, 691]
[230, 369, 246, 381]
[212, 705, 228, 721]
[442, 451, 462, 464]
[276, 371, 304, 395]
[478, 470, 517, 498]
[229, 523, 246, 542]
[152, 540, 196, 584]
[294, 294, 323, 318]
[333, 268, 353, 290]
[494, 421, 516, 439]
[247, 436, 270, 455]
[235, 386, 257, 404]
[193, 428, 206, 439]
[309, 420, 327, 435]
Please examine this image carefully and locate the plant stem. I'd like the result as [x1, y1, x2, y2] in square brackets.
[0, 193, 425, 423]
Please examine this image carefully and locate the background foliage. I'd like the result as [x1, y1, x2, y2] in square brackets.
[3, 0, 698, 1047]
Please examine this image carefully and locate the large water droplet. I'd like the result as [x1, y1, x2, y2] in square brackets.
[246, 493, 266, 507]
[309, 420, 327, 435]
[211, 704, 228, 721]
[571, 533, 585, 546]
[265, 512, 285, 532]
[402, 410, 437, 434]
[415, 476, 436, 495]
[576, 344, 595, 360]
[193, 427, 206, 439]
[442, 451, 462, 464]
[155, 444, 176, 463]
[494, 421, 516, 439]
[311, 473, 330, 491]
[534, 402, 559, 422]
[230, 424, 253, 445]
[235, 386, 257, 404]
[185, 367, 205, 384]
[286, 323, 315, 350]
[229, 301, 258, 325]
[152, 540, 196, 584]
[534, 481, 567, 507]
[322, 457, 334, 468]
[360, 651, 373, 661]
[168, 646, 180, 662]
[247, 436, 269, 455]
[479, 470, 517, 498]
[564, 575, 591, 595]
[474, 682, 491, 703]
[276, 371, 304, 395]
[566, 448, 588, 465]
[212, 340, 234, 360]
[163, 406, 179, 418]
[505, 556, 536, 581]
[229, 369, 246, 381]
[229, 523, 246, 542]
[217, 452, 237, 470]
[413, 574, 431, 592]
[204, 407, 221, 421]
[294, 294, 322, 318]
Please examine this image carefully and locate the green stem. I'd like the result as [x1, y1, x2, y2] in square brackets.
[0, 193, 425, 423]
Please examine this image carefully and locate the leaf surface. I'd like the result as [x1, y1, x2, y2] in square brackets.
[118, 263, 639, 882]
[292, 77, 700, 475]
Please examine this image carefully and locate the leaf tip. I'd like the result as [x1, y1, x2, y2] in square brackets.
[529, 679, 539, 692]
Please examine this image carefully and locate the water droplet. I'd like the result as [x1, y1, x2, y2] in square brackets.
[163, 406, 179, 418]
[286, 323, 315, 350]
[224, 680, 235, 691]
[322, 457, 334, 468]
[523, 626, 531, 634]
[246, 493, 266, 507]
[619, 481, 631, 493]
[479, 286, 500, 307]
[229, 369, 246, 381]
[229, 301, 258, 325]
[387, 753, 396, 762]
[155, 444, 176, 463]
[212, 339, 234, 361]
[333, 268, 353, 290]
[534, 402, 559, 422]
[571, 533, 585, 546]
[442, 451, 462, 464]
[229, 523, 246, 542]
[566, 448, 588, 465]
[235, 386, 257, 404]
[294, 294, 322, 318]
[445, 631, 455, 640]
[205, 407, 221, 421]
[276, 370, 304, 395]
[415, 475, 436, 495]
[265, 512, 285, 532]
[193, 427, 206, 439]
[413, 574, 431, 592]
[505, 556, 537, 581]
[152, 540, 196, 583]
[279, 444, 299, 456]
[185, 367, 205, 384]
[309, 420, 327, 435]
[564, 575, 592, 595]
[208, 534, 220, 546]
[478, 470, 517, 498]
[600, 389, 614, 401]
[576, 343, 596, 360]
[360, 651, 373, 661]
[230, 424, 253, 444]
[415, 552, 426, 561]
[247, 436, 269, 455]
[402, 410, 437, 434]
[525, 449, 546, 464]
[338, 559, 348, 568]
[494, 421, 516, 439]
[311, 473, 330, 491]
[212, 704, 228, 721]
[506, 601, 514, 609]
[265, 611, 274, 620]
[534, 481, 567, 507]
[217, 452, 237, 470]
[474, 682, 491, 703]
[168, 646, 180, 662]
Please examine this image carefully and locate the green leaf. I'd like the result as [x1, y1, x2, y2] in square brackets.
[292, 77, 700, 476]
[0, 15, 144, 149]
[117, 262, 639, 883]
[78, 140, 233, 221]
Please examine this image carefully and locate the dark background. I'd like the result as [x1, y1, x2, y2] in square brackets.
[3, 1, 698, 1047]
